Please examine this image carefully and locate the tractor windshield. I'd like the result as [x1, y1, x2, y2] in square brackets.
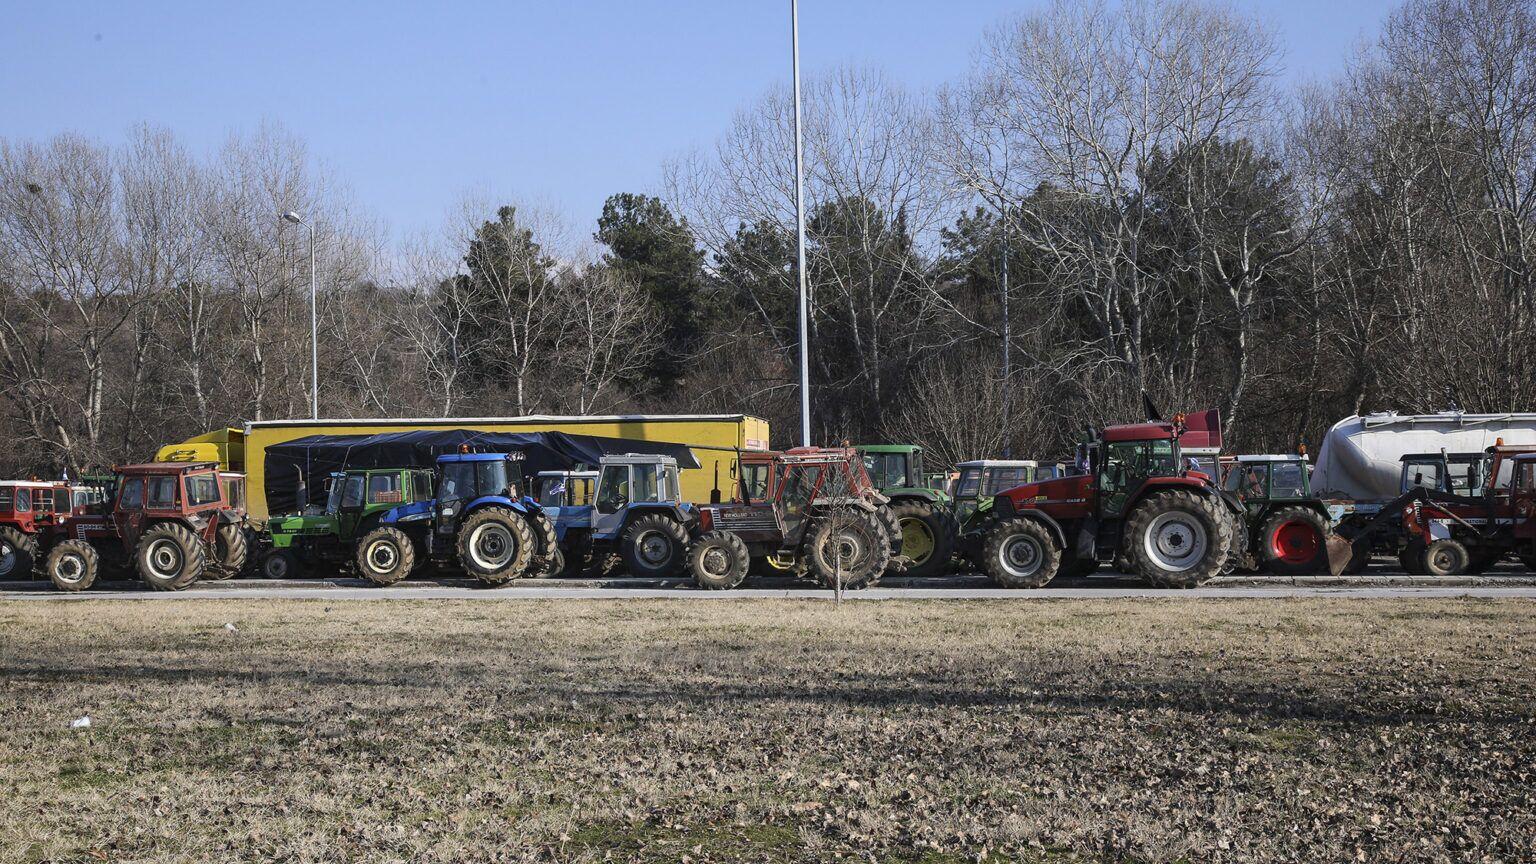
[439, 460, 513, 506]
[184, 473, 222, 507]
[326, 475, 347, 514]
[983, 467, 1034, 496]
[955, 468, 983, 500]
[862, 453, 909, 490]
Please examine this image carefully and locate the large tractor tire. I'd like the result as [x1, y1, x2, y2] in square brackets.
[1123, 490, 1231, 588]
[688, 530, 750, 590]
[1423, 538, 1470, 577]
[1223, 511, 1252, 575]
[806, 510, 891, 591]
[884, 500, 957, 579]
[457, 508, 536, 585]
[1259, 506, 1330, 576]
[528, 511, 559, 577]
[135, 523, 205, 591]
[260, 549, 301, 581]
[0, 526, 38, 580]
[46, 539, 100, 592]
[1398, 541, 1428, 575]
[540, 546, 565, 578]
[979, 518, 1061, 588]
[207, 523, 248, 581]
[621, 514, 689, 578]
[355, 526, 416, 585]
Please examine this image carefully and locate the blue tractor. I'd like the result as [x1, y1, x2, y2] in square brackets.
[538, 454, 697, 578]
[355, 451, 556, 586]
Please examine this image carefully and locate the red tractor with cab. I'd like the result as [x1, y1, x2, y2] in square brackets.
[0, 480, 105, 580]
[976, 411, 1241, 588]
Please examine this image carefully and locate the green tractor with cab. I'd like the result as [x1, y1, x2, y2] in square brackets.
[261, 467, 437, 579]
[856, 444, 957, 578]
[951, 459, 1076, 570]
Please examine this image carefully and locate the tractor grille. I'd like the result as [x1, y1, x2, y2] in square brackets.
[707, 507, 778, 533]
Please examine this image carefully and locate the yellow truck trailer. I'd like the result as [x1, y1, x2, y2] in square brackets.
[158, 414, 770, 520]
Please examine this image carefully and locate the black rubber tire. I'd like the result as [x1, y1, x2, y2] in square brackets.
[457, 507, 535, 585]
[355, 526, 416, 586]
[688, 530, 750, 590]
[875, 505, 904, 561]
[1399, 541, 1428, 575]
[46, 539, 99, 592]
[261, 549, 300, 580]
[620, 513, 689, 578]
[0, 525, 39, 580]
[1223, 512, 1251, 575]
[806, 509, 891, 591]
[528, 511, 559, 576]
[207, 523, 248, 580]
[1259, 506, 1330, 576]
[979, 518, 1061, 588]
[1123, 490, 1231, 588]
[884, 500, 957, 579]
[1423, 538, 1469, 576]
[239, 527, 263, 577]
[135, 522, 205, 591]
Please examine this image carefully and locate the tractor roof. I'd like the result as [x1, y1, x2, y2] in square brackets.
[785, 446, 858, 457]
[956, 460, 1041, 468]
[1101, 422, 1178, 443]
[0, 480, 58, 489]
[1398, 452, 1485, 462]
[116, 462, 219, 475]
[536, 469, 599, 478]
[856, 444, 920, 454]
[1514, 453, 1536, 463]
[437, 452, 525, 463]
[601, 454, 679, 466]
[1234, 454, 1310, 463]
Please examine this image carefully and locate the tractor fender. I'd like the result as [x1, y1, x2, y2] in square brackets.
[217, 510, 244, 525]
[990, 496, 1068, 551]
[461, 495, 533, 519]
[616, 503, 694, 535]
[379, 500, 432, 525]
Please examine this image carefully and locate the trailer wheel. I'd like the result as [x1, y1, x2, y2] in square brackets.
[0, 526, 38, 580]
[806, 510, 890, 590]
[1260, 506, 1329, 576]
[688, 530, 750, 590]
[1423, 538, 1469, 577]
[261, 549, 300, 580]
[621, 514, 689, 578]
[1398, 541, 1428, 575]
[355, 526, 416, 585]
[457, 508, 535, 585]
[207, 523, 248, 580]
[136, 523, 205, 591]
[1124, 490, 1230, 588]
[46, 539, 99, 592]
[884, 500, 957, 578]
[980, 519, 1061, 588]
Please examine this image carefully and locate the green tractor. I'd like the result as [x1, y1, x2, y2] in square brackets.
[261, 467, 437, 579]
[1218, 455, 1335, 575]
[856, 444, 957, 578]
[951, 460, 1075, 570]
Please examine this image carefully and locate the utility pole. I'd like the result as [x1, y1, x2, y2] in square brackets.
[791, 0, 812, 447]
[999, 207, 1012, 457]
[280, 211, 319, 419]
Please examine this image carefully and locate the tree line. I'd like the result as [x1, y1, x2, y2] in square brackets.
[2, 0, 1534, 478]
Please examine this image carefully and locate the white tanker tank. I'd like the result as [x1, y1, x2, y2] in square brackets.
[1310, 412, 1536, 501]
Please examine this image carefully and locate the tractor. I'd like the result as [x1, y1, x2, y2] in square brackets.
[1368, 450, 1536, 576]
[1219, 455, 1334, 575]
[855, 444, 957, 578]
[36, 462, 248, 592]
[261, 467, 437, 580]
[975, 414, 1240, 588]
[689, 447, 896, 591]
[0, 480, 107, 580]
[538, 455, 697, 579]
[358, 451, 556, 586]
[950, 460, 1076, 570]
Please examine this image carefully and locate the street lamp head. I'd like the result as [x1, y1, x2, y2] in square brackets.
[281, 210, 304, 225]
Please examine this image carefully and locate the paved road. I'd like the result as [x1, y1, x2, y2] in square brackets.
[4, 573, 1536, 601]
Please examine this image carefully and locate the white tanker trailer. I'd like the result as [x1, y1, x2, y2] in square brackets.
[1311, 412, 1536, 500]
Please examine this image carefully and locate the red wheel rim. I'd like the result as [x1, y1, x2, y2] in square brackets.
[1271, 520, 1320, 564]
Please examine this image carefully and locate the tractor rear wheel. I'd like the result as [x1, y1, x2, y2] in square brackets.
[1423, 539, 1470, 577]
[46, 539, 100, 592]
[621, 514, 689, 578]
[136, 523, 205, 591]
[355, 526, 416, 585]
[1399, 541, 1428, 575]
[688, 530, 750, 590]
[261, 549, 300, 581]
[1259, 507, 1330, 576]
[806, 510, 890, 591]
[980, 519, 1060, 588]
[0, 526, 38, 580]
[1223, 511, 1252, 575]
[1123, 490, 1230, 588]
[884, 500, 956, 579]
[457, 508, 536, 585]
[207, 523, 248, 580]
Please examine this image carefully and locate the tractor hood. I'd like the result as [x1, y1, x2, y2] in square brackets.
[268, 513, 336, 535]
[997, 474, 1085, 506]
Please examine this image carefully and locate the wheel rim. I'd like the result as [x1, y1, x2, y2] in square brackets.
[901, 518, 935, 564]
[700, 546, 731, 578]
[146, 538, 183, 580]
[367, 540, 400, 573]
[1429, 546, 1459, 573]
[54, 553, 86, 584]
[469, 523, 515, 570]
[637, 531, 673, 566]
[0, 542, 15, 578]
[264, 556, 290, 579]
[1142, 512, 1208, 572]
[1271, 520, 1320, 564]
[999, 533, 1042, 578]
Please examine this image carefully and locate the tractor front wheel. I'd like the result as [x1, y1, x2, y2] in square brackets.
[806, 510, 891, 591]
[1423, 539, 1470, 577]
[885, 500, 957, 579]
[1260, 507, 1330, 576]
[1399, 541, 1428, 575]
[207, 523, 248, 581]
[980, 519, 1060, 588]
[261, 549, 301, 581]
[136, 523, 206, 591]
[46, 539, 100, 592]
[457, 508, 536, 585]
[1124, 490, 1230, 588]
[621, 514, 689, 578]
[0, 526, 39, 580]
[688, 530, 750, 590]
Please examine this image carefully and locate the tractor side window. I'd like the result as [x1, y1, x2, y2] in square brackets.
[1271, 463, 1306, 498]
[597, 465, 630, 512]
[1101, 443, 1140, 491]
[222, 477, 246, 510]
[1445, 460, 1478, 496]
[185, 474, 221, 507]
[862, 454, 906, 490]
[13, 488, 30, 512]
[413, 472, 432, 502]
[955, 470, 982, 499]
[780, 466, 818, 516]
[985, 468, 1031, 496]
[341, 474, 365, 509]
[1404, 461, 1442, 492]
[1236, 465, 1267, 500]
[367, 474, 404, 505]
[1517, 462, 1536, 492]
[118, 479, 143, 510]
[476, 461, 512, 498]
[664, 466, 680, 502]
[53, 489, 69, 513]
[574, 477, 593, 506]
[146, 476, 177, 508]
[0, 488, 12, 512]
[537, 476, 566, 508]
[741, 464, 770, 502]
[632, 465, 660, 503]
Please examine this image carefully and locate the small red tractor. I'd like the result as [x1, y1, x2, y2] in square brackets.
[1387, 450, 1536, 575]
[688, 446, 901, 591]
[36, 462, 249, 592]
[975, 412, 1241, 588]
[0, 480, 105, 580]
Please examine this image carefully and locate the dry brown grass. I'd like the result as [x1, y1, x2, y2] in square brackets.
[2, 598, 1534, 863]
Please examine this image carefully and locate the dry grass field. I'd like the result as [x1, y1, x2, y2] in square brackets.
[2, 598, 1534, 863]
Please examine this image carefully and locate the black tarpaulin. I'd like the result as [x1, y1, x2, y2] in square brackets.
[263, 429, 701, 515]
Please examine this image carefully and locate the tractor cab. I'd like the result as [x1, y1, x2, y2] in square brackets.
[1222, 455, 1312, 505]
[1399, 452, 1488, 499]
[0, 481, 72, 533]
[592, 455, 683, 531]
[533, 470, 598, 509]
[857, 445, 931, 493]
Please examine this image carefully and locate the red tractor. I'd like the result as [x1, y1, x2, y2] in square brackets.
[38, 462, 249, 592]
[688, 447, 900, 591]
[1391, 449, 1536, 575]
[976, 412, 1240, 588]
[0, 480, 104, 579]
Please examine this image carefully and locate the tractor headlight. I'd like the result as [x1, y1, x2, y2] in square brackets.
[440, 506, 455, 517]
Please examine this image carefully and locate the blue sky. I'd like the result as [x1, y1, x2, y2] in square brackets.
[2, 1, 1398, 238]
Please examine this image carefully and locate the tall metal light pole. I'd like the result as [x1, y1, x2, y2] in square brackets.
[790, 0, 812, 447]
[280, 211, 319, 420]
[999, 203, 1012, 458]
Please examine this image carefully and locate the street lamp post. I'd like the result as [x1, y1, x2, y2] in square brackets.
[280, 211, 319, 420]
[790, 0, 811, 448]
